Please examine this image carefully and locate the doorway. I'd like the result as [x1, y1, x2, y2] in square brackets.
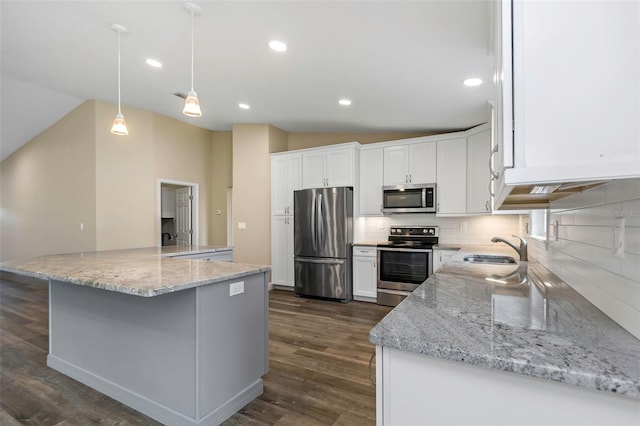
[157, 179, 199, 247]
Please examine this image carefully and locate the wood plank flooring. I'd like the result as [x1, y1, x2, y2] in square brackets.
[0, 277, 391, 425]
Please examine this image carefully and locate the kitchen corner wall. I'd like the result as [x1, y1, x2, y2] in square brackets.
[527, 179, 640, 338]
[209, 131, 232, 247]
[232, 124, 287, 265]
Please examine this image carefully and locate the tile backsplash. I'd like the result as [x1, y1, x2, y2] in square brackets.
[528, 179, 640, 339]
[356, 214, 522, 245]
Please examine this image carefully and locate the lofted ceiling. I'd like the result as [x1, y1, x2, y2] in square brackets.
[0, 0, 495, 161]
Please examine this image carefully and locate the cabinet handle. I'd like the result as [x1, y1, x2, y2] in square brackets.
[409, 174, 412, 183]
[485, 200, 490, 211]
[489, 145, 500, 179]
[489, 181, 495, 198]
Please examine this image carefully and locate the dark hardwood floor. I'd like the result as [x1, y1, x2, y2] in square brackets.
[0, 277, 391, 425]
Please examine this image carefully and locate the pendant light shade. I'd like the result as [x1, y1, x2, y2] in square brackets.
[183, 90, 201, 117]
[183, 2, 202, 117]
[110, 24, 128, 135]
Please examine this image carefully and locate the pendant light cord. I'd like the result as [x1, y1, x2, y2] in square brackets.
[117, 29, 122, 115]
[190, 10, 194, 92]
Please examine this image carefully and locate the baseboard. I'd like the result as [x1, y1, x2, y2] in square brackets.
[47, 355, 263, 425]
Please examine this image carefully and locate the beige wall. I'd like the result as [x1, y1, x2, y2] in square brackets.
[286, 132, 434, 151]
[209, 131, 232, 246]
[232, 124, 285, 265]
[95, 101, 155, 250]
[0, 101, 97, 261]
[152, 112, 214, 246]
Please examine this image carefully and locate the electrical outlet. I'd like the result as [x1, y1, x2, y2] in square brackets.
[459, 221, 467, 232]
[614, 218, 625, 258]
[215, 209, 222, 215]
[238, 222, 247, 230]
[80, 222, 84, 231]
[230, 281, 244, 296]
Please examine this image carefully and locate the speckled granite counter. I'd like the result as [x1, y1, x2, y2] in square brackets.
[369, 246, 640, 400]
[0, 246, 269, 297]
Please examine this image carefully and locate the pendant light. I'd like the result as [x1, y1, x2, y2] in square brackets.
[110, 24, 129, 135]
[183, 2, 202, 117]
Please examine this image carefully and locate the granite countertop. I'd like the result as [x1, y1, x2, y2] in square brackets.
[0, 246, 269, 298]
[369, 246, 640, 400]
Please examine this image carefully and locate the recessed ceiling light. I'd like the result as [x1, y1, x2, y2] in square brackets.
[268, 40, 287, 52]
[238, 103, 250, 110]
[145, 58, 162, 68]
[463, 78, 482, 87]
[338, 99, 352, 106]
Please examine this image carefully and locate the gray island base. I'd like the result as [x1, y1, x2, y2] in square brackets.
[1, 247, 270, 426]
[48, 273, 268, 425]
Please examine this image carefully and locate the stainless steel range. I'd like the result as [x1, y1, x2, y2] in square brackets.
[377, 226, 439, 306]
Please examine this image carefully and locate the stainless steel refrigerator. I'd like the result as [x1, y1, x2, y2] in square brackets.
[294, 187, 353, 302]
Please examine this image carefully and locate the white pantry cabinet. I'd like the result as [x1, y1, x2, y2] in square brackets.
[359, 147, 384, 215]
[271, 153, 302, 216]
[466, 129, 492, 213]
[302, 144, 358, 189]
[383, 141, 437, 186]
[271, 215, 294, 288]
[495, 0, 640, 188]
[436, 138, 467, 215]
[353, 245, 377, 302]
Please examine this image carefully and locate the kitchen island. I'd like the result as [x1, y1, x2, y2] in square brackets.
[0, 247, 270, 426]
[370, 246, 640, 425]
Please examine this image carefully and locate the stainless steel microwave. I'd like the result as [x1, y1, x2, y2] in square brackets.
[382, 183, 436, 213]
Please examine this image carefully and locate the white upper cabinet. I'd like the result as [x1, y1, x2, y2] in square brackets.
[436, 138, 467, 215]
[383, 142, 437, 185]
[467, 129, 492, 214]
[497, 0, 640, 186]
[302, 146, 356, 188]
[360, 148, 384, 215]
[271, 153, 302, 216]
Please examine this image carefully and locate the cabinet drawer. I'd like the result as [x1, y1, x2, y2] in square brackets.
[353, 246, 377, 257]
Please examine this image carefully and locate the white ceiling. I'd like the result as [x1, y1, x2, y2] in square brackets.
[0, 0, 495, 161]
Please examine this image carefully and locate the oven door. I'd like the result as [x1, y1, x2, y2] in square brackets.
[377, 247, 433, 292]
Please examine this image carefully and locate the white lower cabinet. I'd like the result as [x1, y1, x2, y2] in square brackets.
[353, 245, 377, 302]
[432, 249, 457, 272]
[271, 215, 294, 288]
[376, 346, 639, 426]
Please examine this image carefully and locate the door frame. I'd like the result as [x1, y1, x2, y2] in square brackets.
[157, 178, 199, 247]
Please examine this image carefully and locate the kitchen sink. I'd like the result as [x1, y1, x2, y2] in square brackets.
[463, 254, 517, 265]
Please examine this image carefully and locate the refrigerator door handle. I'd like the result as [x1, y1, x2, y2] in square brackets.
[311, 192, 317, 253]
[317, 193, 324, 251]
[295, 257, 346, 265]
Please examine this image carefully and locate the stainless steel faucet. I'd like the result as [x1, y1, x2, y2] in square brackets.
[491, 235, 528, 261]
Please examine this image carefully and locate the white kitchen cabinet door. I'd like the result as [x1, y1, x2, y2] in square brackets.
[433, 249, 457, 272]
[383, 142, 437, 186]
[467, 129, 492, 214]
[271, 215, 294, 287]
[408, 142, 437, 184]
[360, 148, 384, 215]
[326, 148, 354, 187]
[271, 154, 302, 215]
[302, 148, 355, 188]
[436, 138, 467, 215]
[161, 187, 176, 218]
[500, 0, 640, 185]
[383, 145, 409, 185]
[302, 151, 327, 188]
[353, 246, 377, 301]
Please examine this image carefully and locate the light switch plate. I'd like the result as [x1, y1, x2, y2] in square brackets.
[238, 222, 247, 230]
[230, 281, 244, 296]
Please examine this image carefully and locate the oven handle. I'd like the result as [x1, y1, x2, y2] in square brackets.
[377, 247, 433, 253]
